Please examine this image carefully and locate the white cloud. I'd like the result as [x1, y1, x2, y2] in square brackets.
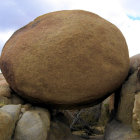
[120, 19, 140, 56]
[119, 0, 140, 17]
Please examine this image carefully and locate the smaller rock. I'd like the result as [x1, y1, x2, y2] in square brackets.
[0, 75, 11, 98]
[132, 92, 140, 131]
[0, 73, 25, 106]
[99, 96, 112, 126]
[0, 104, 21, 140]
[14, 107, 50, 140]
[21, 104, 32, 113]
[0, 96, 11, 107]
[130, 54, 140, 74]
[117, 71, 137, 125]
[104, 119, 132, 140]
[0, 110, 13, 140]
[117, 54, 140, 125]
[105, 119, 140, 140]
[1, 104, 21, 122]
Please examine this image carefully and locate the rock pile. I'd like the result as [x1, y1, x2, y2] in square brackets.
[1, 10, 140, 140]
[0, 75, 86, 140]
[104, 54, 140, 140]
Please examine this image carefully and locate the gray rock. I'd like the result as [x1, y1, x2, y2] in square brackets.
[117, 71, 137, 125]
[105, 54, 140, 140]
[117, 54, 140, 125]
[132, 92, 140, 131]
[1, 104, 21, 122]
[105, 119, 140, 140]
[14, 107, 50, 140]
[130, 53, 140, 74]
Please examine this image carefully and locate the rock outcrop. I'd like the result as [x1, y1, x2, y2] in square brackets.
[104, 54, 140, 140]
[0, 10, 129, 109]
[117, 54, 140, 125]
[132, 92, 140, 132]
[0, 74, 94, 140]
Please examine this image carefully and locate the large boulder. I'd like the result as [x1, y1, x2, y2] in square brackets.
[0, 10, 129, 108]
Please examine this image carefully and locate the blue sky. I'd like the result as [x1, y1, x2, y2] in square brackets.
[128, 15, 140, 20]
[0, 0, 140, 56]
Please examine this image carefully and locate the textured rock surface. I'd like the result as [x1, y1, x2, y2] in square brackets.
[0, 104, 21, 140]
[0, 73, 24, 107]
[0, 10, 129, 108]
[117, 71, 137, 124]
[117, 54, 140, 125]
[104, 119, 140, 140]
[14, 107, 50, 140]
[105, 54, 140, 140]
[132, 92, 140, 131]
[130, 53, 140, 73]
[0, 73, 11, 97]
[1, 104, 21, 123]
[99, 95, 112, 126]
[0, 110, 14, 140]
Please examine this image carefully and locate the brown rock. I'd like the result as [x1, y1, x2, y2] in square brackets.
[0, 96, 11, 107]
[0, 110, 13, 140]
[0, 73, 25, 106]
[0, 73, 11, 98]
[0, 104, 21, 140]
[0, 10, 129, 108]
